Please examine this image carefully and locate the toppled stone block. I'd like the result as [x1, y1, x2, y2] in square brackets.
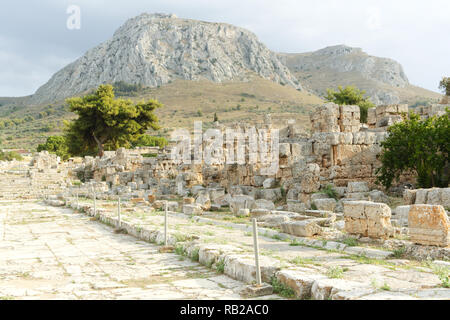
[347, 181, 369, 193]
[287, 200, 307, 213]
[259, 215, 291, 227]
[262, 178, 276, 189]
[276, 270, 326, 299]
[237, 208, 250, 217]
[368, 190, 388, 203]
[252, 199, 275, 211]
[312, 198, 337, 212]
[343, 201, 393, 239]
[195, 191, 211, 211]
[229, 195, 255, 214]
[280, 220, 323, 237]
[183, 197, 195, 204]
[259, 188, 282, 202]
[392, 205, 411, 227]
[183, 204, 203, 215]
[250, 208, 271, 218]
[408, 204, 449, 247]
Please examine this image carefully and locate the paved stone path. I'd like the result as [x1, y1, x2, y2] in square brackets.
[0, 200, 280, 300]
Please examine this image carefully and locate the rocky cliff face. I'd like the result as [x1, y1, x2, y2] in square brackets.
[31, 13, 301, 104]
[279, 45, 412, 105]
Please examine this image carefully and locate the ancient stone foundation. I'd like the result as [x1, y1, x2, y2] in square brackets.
[408, 204, 449, 247]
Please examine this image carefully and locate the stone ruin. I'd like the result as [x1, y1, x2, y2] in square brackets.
[64, 102, 449, 249]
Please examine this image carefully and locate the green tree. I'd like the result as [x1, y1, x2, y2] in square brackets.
[133, 135, 168, 148]
[439, 77, 450, 96]
[213, 112, 218, 122]
[64, 84, 162, 157]
[325, 86, 375, 123]
[37, 136, 70, 160]
[376, 109, 450, 189]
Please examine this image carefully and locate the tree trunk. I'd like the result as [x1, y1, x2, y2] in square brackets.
[92, 132, 104, 158]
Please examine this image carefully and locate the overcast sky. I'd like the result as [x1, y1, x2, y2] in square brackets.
[0, 0, 449, 97]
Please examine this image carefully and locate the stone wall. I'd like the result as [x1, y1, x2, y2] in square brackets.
[367, 104, 408, 129]
[72, 102, 417, 203]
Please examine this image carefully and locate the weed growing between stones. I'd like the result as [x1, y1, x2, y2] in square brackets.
[392, 246, 406, 258]
[216, 258, 225, 274]
[326, 266, 344, 279]
[270, 276, 295, 298]
[190, 248, 200, 262]
[289, 238, 302, 246]
[430, 264, 450, 288]
[380, 282, 391, 291]
[290, 256, 321, 267]
[341, 236, 358, 247]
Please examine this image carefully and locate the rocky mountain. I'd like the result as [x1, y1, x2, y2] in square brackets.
[279, 45, 440, 105]
[30, 13, 301, 105]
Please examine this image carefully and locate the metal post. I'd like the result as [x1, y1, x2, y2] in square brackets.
[93, 188, 96, 216]
[252, 218, 262, 286]
[164, 201, 168, 246]
[117, 197, 121, 227]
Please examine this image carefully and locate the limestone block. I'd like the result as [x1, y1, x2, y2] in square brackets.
[259, 215, 291, 227]
[408, 204, 449, 247]
[415, 189, 428, 204]
[343, 201, 392, 239]
[277, 270, 326, 299]
[310, 193, 329, 202]
[345, 192, 368, 201]
[252, 199, 275, 211]
[368, 190, 389, 203]
[279, 143, 291, 157]
[347, 181, 369, 193]
[263, 178, 276, 189]
[237, 208, 250, 217]
[312, 198, 337, 212]
[403, 189, 416, 205]
[442, 188, 450, 209]
[195, 191, 211, 210]
[229, 195, 255, 214]
[259, 188, 282, 202]
[183, 204, 203, 215]
[392, 205, 410, 227]
[250, 208, 271, 218]
[367, 108, 376, 125]
[183, 197, 195, 204]
[426, 188, 442, 205]
[287, 200, 307, 213]
[280, 220, 323, 237]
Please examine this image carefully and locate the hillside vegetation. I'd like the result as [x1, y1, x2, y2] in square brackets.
[0, 76, 322, 150]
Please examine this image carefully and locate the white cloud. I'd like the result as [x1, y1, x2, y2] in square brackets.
[366, 7, 382, 31]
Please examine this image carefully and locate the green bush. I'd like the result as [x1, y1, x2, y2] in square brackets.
[37, 135, 70, 160]
[376, 110, 449, 189]
[133, 135, 168, 149]
[0, 151, 23, 161]
[325, 86, 375, 123]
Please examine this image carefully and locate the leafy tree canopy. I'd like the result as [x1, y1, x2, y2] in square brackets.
[132, 135, 168, 149]
[64, 84, 162, 157]
[376, 109, 450, 189]
[325, 86, 375, 123]
[37, 135, 70, 160]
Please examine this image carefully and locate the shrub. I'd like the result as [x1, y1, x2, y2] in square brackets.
[0, 151, 23, 161]
[376, 110, 449, 189]
[325, 86, 375, 123]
